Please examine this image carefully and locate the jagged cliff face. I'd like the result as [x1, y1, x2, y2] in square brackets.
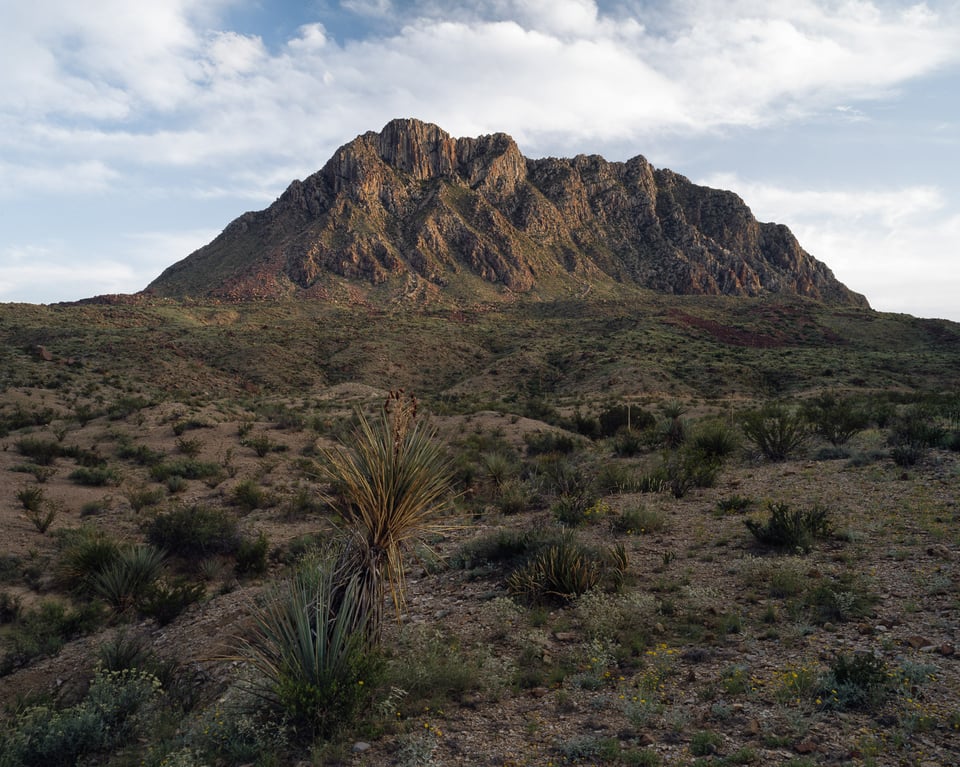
[145, 119, 868, 307]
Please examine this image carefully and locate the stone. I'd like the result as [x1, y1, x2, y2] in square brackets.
[905, 635, 932, 650]
[352, 742, 371, 753]
[36, 345, 53, 361]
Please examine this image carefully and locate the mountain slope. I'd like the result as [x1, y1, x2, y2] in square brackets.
[145, 118, 867, 307]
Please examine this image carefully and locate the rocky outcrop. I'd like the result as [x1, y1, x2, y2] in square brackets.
[144, 118, 868, 307]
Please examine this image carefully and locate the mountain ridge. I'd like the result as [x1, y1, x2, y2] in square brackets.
[144, 118, 868, 307]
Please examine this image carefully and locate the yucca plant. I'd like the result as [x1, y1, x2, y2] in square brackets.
[321, 391, 453, 639]
[93, 546, 166, 613]
[238, 554, 379, 738]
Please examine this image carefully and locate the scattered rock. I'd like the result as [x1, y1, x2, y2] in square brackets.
[795, 740, 818, 754]
[926, 545, 952, 560]
[905, 635, 932, 650]
[937, 643, 955, 657]
[352, 742, 371, 753]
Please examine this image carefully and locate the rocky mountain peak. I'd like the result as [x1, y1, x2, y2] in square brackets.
[145, 119, 869, 308]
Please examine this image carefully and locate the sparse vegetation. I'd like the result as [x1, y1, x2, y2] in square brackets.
[0, 295, 958, 764]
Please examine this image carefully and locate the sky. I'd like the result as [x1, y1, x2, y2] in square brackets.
[2, 1, 959, 321]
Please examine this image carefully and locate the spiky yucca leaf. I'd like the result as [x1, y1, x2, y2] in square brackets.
[321, 392, 453, 636]
[238, 555, 377, 736]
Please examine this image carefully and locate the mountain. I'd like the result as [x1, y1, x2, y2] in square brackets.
[144, 118, 868, 307]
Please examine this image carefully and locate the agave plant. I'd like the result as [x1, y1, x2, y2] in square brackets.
[321, 391, 454, 639]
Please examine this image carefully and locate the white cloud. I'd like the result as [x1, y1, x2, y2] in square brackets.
[2, 1, 960, 314]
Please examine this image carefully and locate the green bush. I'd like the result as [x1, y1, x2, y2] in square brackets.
[523, 430, 577, 455]
[888, 406, 945, 466]
[741, 403, 810, 461]
[507, 534, 627, 605]
[138, 578, 206, 626]
[15, 437, 62, 466]
[0, 668, 161, 767]
[237, 555, 381, 738]
[659, 447, 720, 498]
[802, 393, 869, 447]
[93, 546, 166, 613]
[691, 419, 740, 459]
[55, 527, 122, 596]
[745, 502, 833, 553]
[145, 505, 240, 560]
[149, 458, 223, 482]
[819, 652, 891, 710]
[231, 478, 269, 512]
[598, 404, 656, 438]
[1, 601, 103, 675]
[235, 533, 270, 577]
[68, 465, 121, 486]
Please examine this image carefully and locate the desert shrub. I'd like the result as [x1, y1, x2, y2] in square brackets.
[715, 494, 754, 515]
[69, 465, 121, 486]
[231, 478, 270, 512]
[235, 533, 270, 577]
[12, 464, 57, 483]
[0, 667, 161, 767]
[145, 505, 240, 560]
[242, 432, 286, 457]
[741, 403, 810, 461]
[691, 419, 740, 459]
[25, 503, 59, 534]
[494, 478, 537, 514]
[527, 453, 588, 497]
[818, 652, 891, 710]
[0, 601, 103, 675]
[15, 485, 45, 512]
[888, 406, 945, 466]
[591, 461, 639, 493]
[610, 505, 666, 535]
[0, 405, 57, 437]
[745, 502, 833, 553]
[481, 450, 519, 489]
[15, 437, 62, 466]
[523, 430, 577, 455]
[137, 578, 206, 626]
[451, 528, 563, 571]
[507, 534, 627, 605]
[659, 447, 721, 498]
[115, 440, 164, 466]
[107, 394, 153, 420]
[690, 730, 723, 757]
[237, 555, 381, 738]
[93, 546, 166, 613]
[175, 436, 204, 457]
[611, 428, 646, 457]
[125, 486, 165, 512]
[0, 591, 22, 624]
[55, 527, 122, 596]
[386, 625, 483, 710]
[659, 402, 688, 449]
[171, 417, 211, 436]
[802, 393, 869, 446]
[551, 493, 590, 527]
[804, 578, 874, 624]
[149, 458, 223, 482]
[598, 403, 656, 438]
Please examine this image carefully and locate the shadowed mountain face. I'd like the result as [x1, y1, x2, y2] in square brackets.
[145, 118, 868, 307]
